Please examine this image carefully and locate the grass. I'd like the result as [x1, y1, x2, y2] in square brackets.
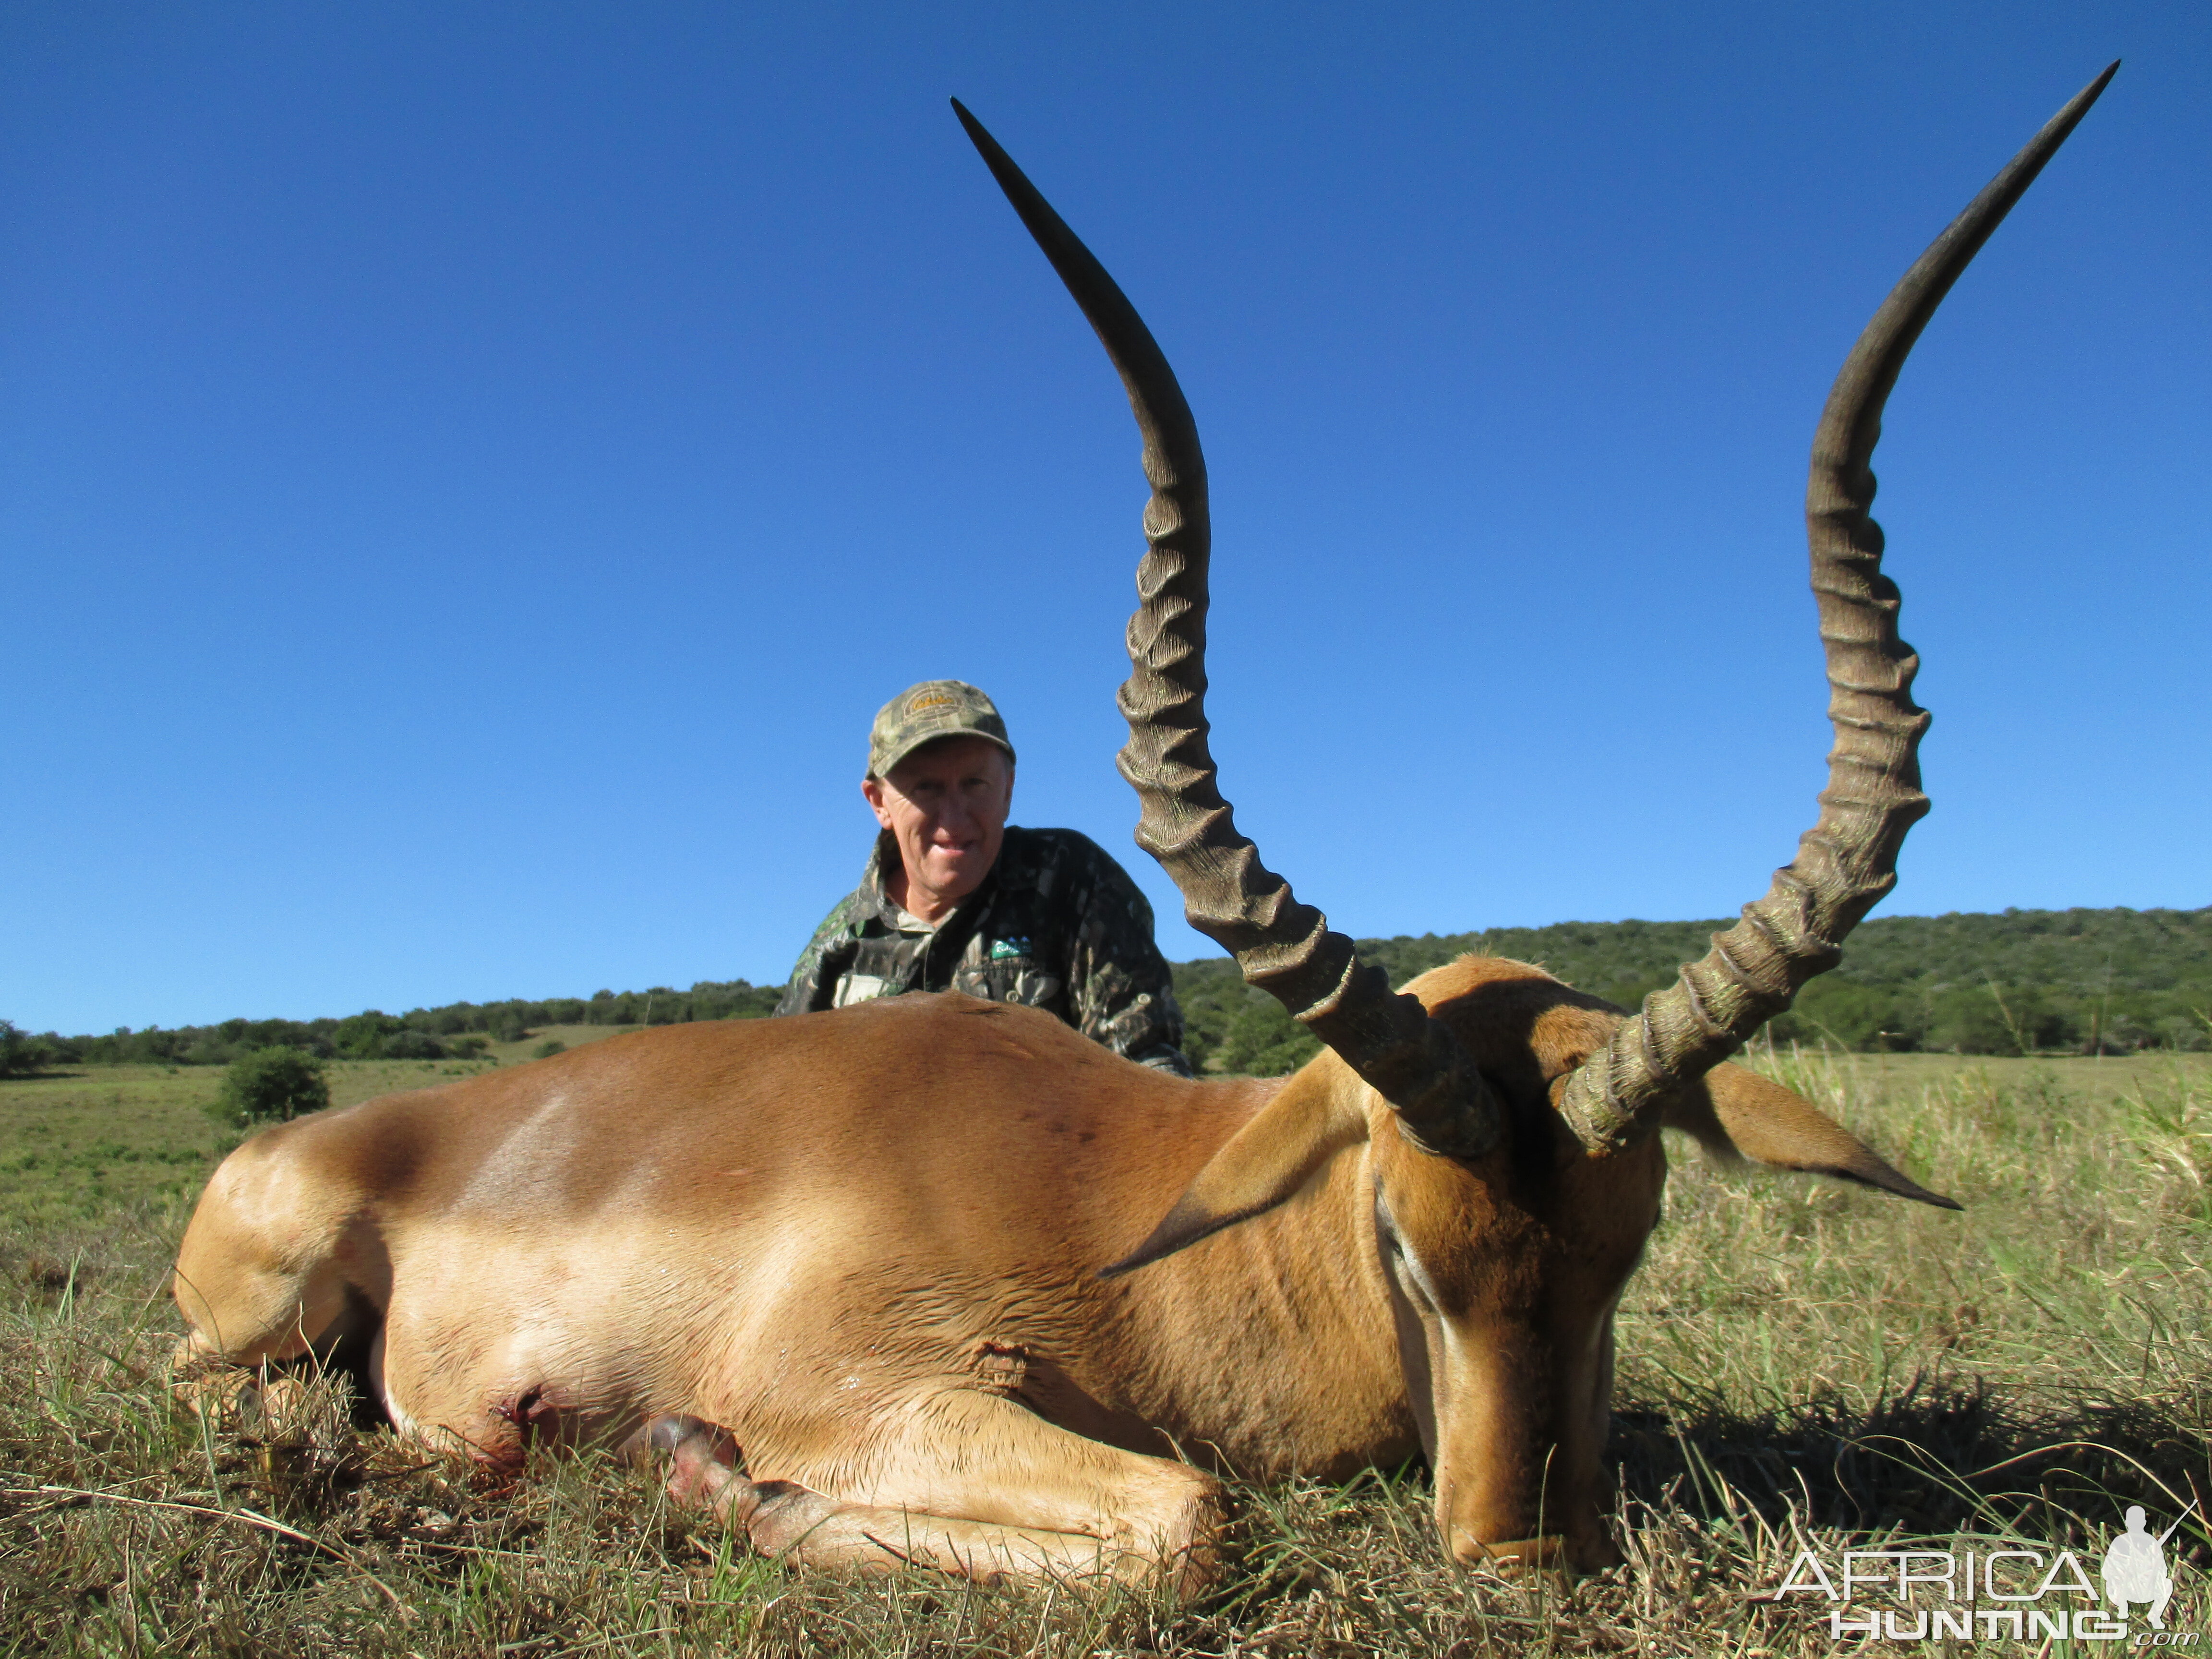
[0, 1041, 647, 1232]
[3, 1046, 2210, 1653]
[480, 1025, 645, 1066]
[0, 1061, 487, 1233]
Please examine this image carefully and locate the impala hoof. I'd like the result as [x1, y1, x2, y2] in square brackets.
[662, 1415, 730, 1456]
[623, 1414, 746, 1503]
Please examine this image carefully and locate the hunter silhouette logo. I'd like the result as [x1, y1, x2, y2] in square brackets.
[2105, 1502, 2194, 1630]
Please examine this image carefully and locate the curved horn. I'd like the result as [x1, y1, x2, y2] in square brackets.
[1557, 64, 2118, 1154]
[952, 99, 1501, 1157]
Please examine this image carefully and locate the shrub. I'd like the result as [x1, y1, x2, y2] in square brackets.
[531, 1039, 567, 1059]
[207, 1046, 330, 1129]
[331, 1011, 403, 1059]
[0, 1020, 53, 1077]
[383, 1029, 446, 1060]
[2158, 1013, 2211, 1053]
[1215, 989, 1322, 1077]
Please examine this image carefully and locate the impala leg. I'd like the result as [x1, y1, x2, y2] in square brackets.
[633, 1395, 1226, 1594]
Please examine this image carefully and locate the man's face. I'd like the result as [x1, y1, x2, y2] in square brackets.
[861, 735, 1014, 919]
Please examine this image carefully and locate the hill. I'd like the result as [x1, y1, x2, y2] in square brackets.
[1171, 906, 2211, 1074]
[16, 906, 2206, 1076]
[24, 981, 782, 1070]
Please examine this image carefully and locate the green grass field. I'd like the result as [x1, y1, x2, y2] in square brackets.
[4, 1043, 2209, 1654]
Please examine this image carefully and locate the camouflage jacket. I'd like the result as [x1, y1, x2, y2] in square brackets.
[774, 826, 1192, 1075]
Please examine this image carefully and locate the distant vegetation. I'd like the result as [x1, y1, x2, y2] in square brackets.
[1177, 906, 2211, 1075]
[22, 981, 783, 1070]
[11, 906, 2205, 1077]
[0, 1020, 47, 1077]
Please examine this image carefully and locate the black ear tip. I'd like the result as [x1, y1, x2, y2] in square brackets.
[1884, 1174, 1961, 1211]
[1834, 1162, 1962, 1212]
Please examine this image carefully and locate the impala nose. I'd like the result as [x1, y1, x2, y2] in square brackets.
[1453, 1532, 1569, 1575]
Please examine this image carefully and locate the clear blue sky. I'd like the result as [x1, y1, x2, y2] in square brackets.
[4, 2, 2204, 1036]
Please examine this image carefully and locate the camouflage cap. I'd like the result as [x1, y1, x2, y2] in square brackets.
[867, 680, 1016, 779]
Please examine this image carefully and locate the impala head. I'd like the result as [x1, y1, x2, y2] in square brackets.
[955, 64, 2111, 1573]
[1085, 950, 1955, 1570]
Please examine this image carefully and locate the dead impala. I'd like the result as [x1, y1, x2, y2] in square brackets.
[171, 68, 2114, 1590]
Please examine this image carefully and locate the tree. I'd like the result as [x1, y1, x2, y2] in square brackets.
[332, 1011, 403, 1059]
[208, 1046, 330, 1129]
[0, 1020, 52, 1077]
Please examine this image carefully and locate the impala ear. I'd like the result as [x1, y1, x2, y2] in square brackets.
[1663, 1061, 1960, 1210]
[1100, 1067, 1368, 1277]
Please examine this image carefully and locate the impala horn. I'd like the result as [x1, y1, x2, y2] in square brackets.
[1555, 63, 2117, 1154]
[953, 99, 1503, 1158]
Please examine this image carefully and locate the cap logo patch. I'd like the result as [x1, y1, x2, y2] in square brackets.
[907, 694, 956, 714]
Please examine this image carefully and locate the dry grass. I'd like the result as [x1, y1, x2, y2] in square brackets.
[4, 1049, 2209, 1654]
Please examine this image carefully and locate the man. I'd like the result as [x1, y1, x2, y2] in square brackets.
[775, 679, 1192, 1075]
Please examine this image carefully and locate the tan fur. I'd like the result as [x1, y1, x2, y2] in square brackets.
[172, 958, 1947, 1588]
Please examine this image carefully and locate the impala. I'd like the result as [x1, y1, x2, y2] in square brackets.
[171, 68, 2114, 1589]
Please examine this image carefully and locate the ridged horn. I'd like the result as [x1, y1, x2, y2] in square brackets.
[1556, 64, 2117, 1153]
[952, 98, 1502, 1157]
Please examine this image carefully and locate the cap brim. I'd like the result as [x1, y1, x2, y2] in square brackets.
[871, 730, 1017, 779]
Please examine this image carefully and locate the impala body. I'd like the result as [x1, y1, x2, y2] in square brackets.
[176, 958, 1928, 1581]
[172, 71, 2114, 1588]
